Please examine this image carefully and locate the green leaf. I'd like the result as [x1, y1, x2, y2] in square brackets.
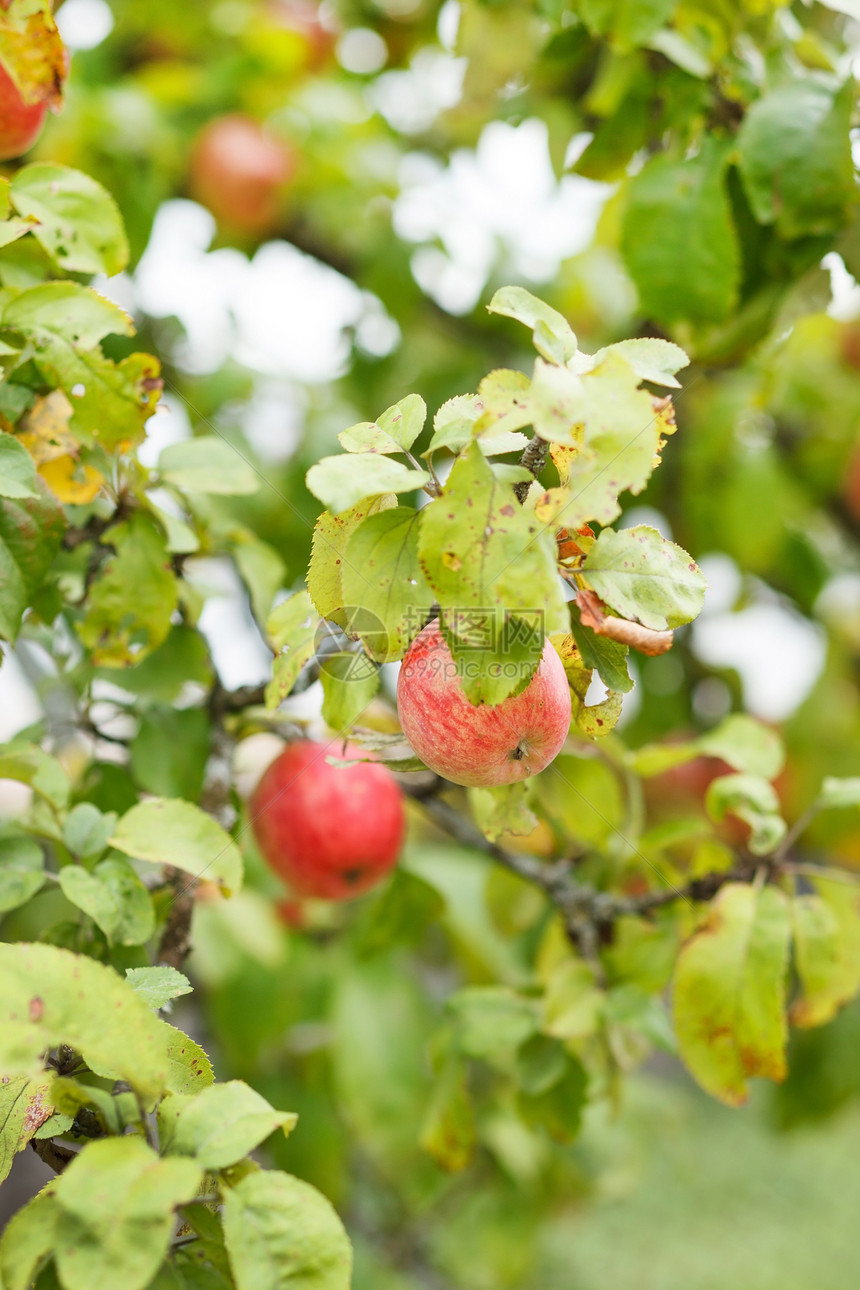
[0, 481, 64, 641]
[97, 625, 213, 704]
[737, 80, 854, 239]
[95, 855, 156, 946]
[58, 866, 122, 940]
[1, 285, 160, 450]
[440, 609, 547, 705]
[159, 1080, 296, 1169]
[0, 1075, 53, 1184]
[159, 1022, 215, 1095]
[62, 802, 116, 860]
[0, 743, 69, 808]
[817, 777, 860, 810]
[77, 514, 178, 667]
[487, 286, 577, 364]
[632, 714, 785, 779]
[448, 987, 540, 1060]
[621, 137, 740, 326]
[354, 869, 445, 958]
[467, 782, 538, 843]
[338, 393, 426, 454]
[516, 1034, 568, 1096]
[425, 394, 482, 455]
[319, 652, 380, 731]
[341, 506, 434, 661]
[131, 705, 210, 801]
[110, 798, 243, 895]
[0, 431, 37, 498]
[698, 714, 785, 780]
[1, 283, 130, 348]
[673, 883, 791, 1106]
[0, 942, 169, 1102]
[151, 502, 199, 556]
[569, 615, 633, 693]
[581, 525, 706, 630]
[306, 454, 429, 515]
[579, 0, 677, 49]
[265, 590, 318, 709]
[517, 1053, 587, 1143]
[475, 369, 533, 437]
[705, 773, 787, 855]
[52, 1137, 202, 1290]
[230, 529, 285, 625]
[419, 1053, 475, 1172]
[306, 497, 395, 627]
[585, 337, 689, 389]
[791, 881, 860, 1029]
[126, 966, 193, 1011]
[159, 437, 260, 496]
[418, 441, 567, 633]
[0, 217, 37, 250]
[0, 1189, 58, 1290]
[542, 959, 603, 1041]
[10, 163, 129, 276]
[0, 836, 45, 911]
[527, 359, 584, 444]
[223, 1170, 352, 1290]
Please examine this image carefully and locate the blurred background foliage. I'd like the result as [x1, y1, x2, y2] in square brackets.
[3, 0, 860, 1285]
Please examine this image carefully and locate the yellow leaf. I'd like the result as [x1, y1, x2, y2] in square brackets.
[18, 390, 76, 464]
[39, 455, 104, 504]
[0, 0, 66, 108]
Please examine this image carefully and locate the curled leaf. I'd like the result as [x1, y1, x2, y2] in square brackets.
[577, 587, 674, 655]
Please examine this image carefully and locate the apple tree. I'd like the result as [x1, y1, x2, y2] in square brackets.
[1, 1, 860, 1288]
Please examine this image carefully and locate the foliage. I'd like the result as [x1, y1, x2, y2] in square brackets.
[1, 2, 860, 1288]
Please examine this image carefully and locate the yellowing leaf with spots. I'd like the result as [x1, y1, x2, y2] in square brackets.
[673, 883, 791, 1106]
[17, 390, 76, 463]
[0, 0, 65, 109]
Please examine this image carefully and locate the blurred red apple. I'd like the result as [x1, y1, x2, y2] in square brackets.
[396, 620, 571, 788]
[189, 115, 295, 236]
[0, 62, 48, 161]
[250, 740, 404, 900]
[645, 753, 749, 845]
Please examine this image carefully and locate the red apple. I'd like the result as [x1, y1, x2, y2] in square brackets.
[188, 115, 295, 237]
[396, 620, 572, 788]
[0, 62, 48, 161]
[250, 740, 405, 900]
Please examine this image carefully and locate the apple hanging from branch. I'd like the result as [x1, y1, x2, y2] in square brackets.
[250, 740, 405, 899]
[396, 620, 572, 788]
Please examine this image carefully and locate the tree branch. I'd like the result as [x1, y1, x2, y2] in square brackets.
[403, 780, 849, 960]
[157, 867, 196, 970]
[514, 433, 549, 503]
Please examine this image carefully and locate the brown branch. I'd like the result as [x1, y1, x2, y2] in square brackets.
[514, 433, 549, 503]
[157, 867, 196, 970]
[403, 780, 835, 962]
